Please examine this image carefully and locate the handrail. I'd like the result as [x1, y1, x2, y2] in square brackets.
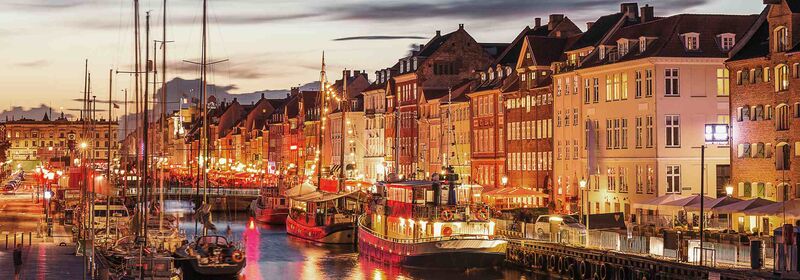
[357, 215, 496, 244]
[124, 187, 260, 197]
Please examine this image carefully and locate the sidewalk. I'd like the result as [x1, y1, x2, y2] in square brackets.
[0, 243, 85, 280]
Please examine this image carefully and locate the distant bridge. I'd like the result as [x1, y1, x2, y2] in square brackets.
[123, 187, 260, 211]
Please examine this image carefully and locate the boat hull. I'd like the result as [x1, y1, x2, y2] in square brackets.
[249, 200, 289, 225]
[286, 215, 356, 244]
[358, 226, 506, 270]
[174, 246, 245, 280]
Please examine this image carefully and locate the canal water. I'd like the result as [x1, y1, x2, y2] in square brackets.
[166, 200, 550, 280]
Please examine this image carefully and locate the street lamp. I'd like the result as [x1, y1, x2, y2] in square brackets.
[725, 185, 734, 197]
[80, 142, 88, 149]
[501, 175, 508, 187]
[579, 178, 588, 247]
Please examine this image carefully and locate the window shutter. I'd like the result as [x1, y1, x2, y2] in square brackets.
[738, 182, 745, 196]
[795, 142, 800, 157]
[766, 183, 774, 199]
[777, 146, 786, 170]
[766, 143, 773, 158]
[751, 143, 758, 158]
[737, 144, 745, 158]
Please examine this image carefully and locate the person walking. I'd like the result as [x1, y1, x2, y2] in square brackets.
[13, 243, 23, 280]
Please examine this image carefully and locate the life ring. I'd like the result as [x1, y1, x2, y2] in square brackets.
[442, 226, 453, 236]
[578, 260, 587, 278]
[476, 208, 489, 220]
[231, 250, 245, 263]
[441, 210, 454, 221]
[599, 263, 608, 280]
[557, 256, 565, 274]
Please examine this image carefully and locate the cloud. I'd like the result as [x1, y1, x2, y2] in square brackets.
[333, 35, 427, 41]
[15, 60, 49, 67]
[71, 12, 318, 30]
[326, 0, 710, 22]
[4, 0, 91, 10]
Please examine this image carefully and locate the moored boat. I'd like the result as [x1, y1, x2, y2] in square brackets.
[249, 186, 289, 225]
[285, 180, 363, 244]
[358, 178, 506, 269]
[173, 235, 246, 279]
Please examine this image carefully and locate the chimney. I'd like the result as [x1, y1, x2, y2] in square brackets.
[640, 5, 654, 23]
[620, 3, 639, 21]
[548, 14, 564, 30]
[418, 44, 425, 51]
[534, 17, 541, 28]
[376, 71, 382, 83]
[458, 23, 464, 30]
[586, 22, 594, 30]
[354, 70, 362, 76]
[342, 70, 352, 78]
[436, 30, 441, 36]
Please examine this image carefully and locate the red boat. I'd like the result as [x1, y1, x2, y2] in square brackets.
[249, 186, 289, 225]
[285, 181, 363, 244]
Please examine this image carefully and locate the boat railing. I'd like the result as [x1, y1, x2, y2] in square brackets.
[291, 209, 357, 227]
[357, 215, 495, 244]
[410, 204, 492, 222]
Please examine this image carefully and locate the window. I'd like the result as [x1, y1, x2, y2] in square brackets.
[716, 68, 729, 96]
[584, 79, 591, 104]
[573, 109, 578, 126]
[635, 71, 643, 98]
[754, 68, 763, 83]
[645, 69, 653, 97]
[666, 115, 680, 147]
[620, 73, 628, 100]
[556, 79, 562, 96]
[719, 34, 735, 51]
[573, 140, 578, 159]
[646, 115, 654, 148]
[776, 64, 790, 92]
[665, 68, 679, 96]
[618, 40, 629, 57]
[635, 166, 644, 193]
[606, 119, 612, 150]
[592, 78, 599, 103]
[794, 63, 800, 78]
[775, 26, 789, 52]
[777, 143, 791, 171]
[619, 167, 628, 193]
[556, 111, 562, 127]
[736, 70, 743, 85]
[639, 37, 648, 53]
[635, 116, 643, 148]
[613, 119, 620, 149]
[621, 118, 628, 149]
[777, 104, 790, 131]
[683, 33, 699, 50]
[646, 166, 655, 194]
[607, 168, 616, 191]
[764, 66, 771, 82]
[666, 165, 681, 193]
[606, 75, 613, 101]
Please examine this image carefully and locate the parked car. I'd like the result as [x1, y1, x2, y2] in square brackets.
[534, 214, 586, 242]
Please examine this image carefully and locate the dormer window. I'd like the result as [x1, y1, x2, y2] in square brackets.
[489, 69, 495, 80]
[599, 45, 607, 60]
[639, 36, 654, 53]
[717, 33, 736, 51]
[505, 66, 512, 76]
[682, 33, 700, 51]
[617, 39, 630, 57]
[480, 72, 486, 81]
[775, 26, 789, 52]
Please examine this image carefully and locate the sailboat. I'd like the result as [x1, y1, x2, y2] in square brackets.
[172, 0, 246, 278]
[249, 182, 289, 224]
[284, 61, 365, 244]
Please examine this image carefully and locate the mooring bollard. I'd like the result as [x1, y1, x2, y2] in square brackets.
[29, 232, 32, 246]
[4, 234, 7, 249]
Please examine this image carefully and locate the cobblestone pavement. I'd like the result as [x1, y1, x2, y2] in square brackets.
[0, 243, 86, 280]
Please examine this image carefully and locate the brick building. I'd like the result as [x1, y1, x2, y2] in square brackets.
[727, 0, 800, 225]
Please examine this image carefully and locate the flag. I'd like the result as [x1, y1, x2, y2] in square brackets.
[113, 103, 120, 109]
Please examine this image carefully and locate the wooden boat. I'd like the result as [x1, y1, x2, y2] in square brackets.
[249, 186, 289, 224]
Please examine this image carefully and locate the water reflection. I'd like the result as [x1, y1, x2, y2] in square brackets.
[167, 200, 548, 280]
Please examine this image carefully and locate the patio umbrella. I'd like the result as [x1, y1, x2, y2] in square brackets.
[685, 196, 743, 211]
[713, 197, 775, 213]
[744, 199, 800, 218]
[661, 195, 715, 208]
[632, 194, 686, 209]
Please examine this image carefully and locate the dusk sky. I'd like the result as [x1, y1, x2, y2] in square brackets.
[0, 0, 764, 117]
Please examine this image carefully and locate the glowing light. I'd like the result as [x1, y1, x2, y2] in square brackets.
[249, 218, 256, 230]
[80, 142, 87, 149]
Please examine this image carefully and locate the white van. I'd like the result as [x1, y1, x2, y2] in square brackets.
[534, 215, 586, 242]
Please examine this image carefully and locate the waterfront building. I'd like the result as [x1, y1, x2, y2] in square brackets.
[323, 71, 370, 179]
[553, 3, 755, 219]
[506, 14, 582, 208]
[393, 24, 495, 179]
[726, 0, 800, 231]
[2, 112, 118, 169]
[363, 65, 398, 182]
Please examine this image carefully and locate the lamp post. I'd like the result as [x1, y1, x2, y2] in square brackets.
[699, 123, 729, 266]
[579, 178, 588, 247]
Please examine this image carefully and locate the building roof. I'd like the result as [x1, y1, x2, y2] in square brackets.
[422, 88, 450, 101]
[581, 14, 759, 68]
[728, 17, 770, 61]
[417, 32, 453, 57]
[567, 13, 625, 51]
[480, 43, 511, 60]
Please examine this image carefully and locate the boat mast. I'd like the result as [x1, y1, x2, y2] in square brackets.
[107, 69, 113, 237]
[316, 52, 325, 188]
[201, 0, 209, 235]
[132, 0, 142, 240]
[142, 10, 151, 245]
[159, 0, 169, 233]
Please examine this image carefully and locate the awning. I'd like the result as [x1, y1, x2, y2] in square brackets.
[744, 199, 800, 218]
[713, 197, 775, 213]
[285, 182, 318, 198]
[289, 188, 362, 203]
[329, 165, 341, 174]
[684, 196, 743, 211]
[632, 194, 686, 210]
[482, 187, 547, 198]
[661, 195, 715, 209]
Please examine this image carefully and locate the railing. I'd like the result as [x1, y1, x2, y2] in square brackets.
[357, 215, 494, 244]
[409, 204, 491, 221]
[124, 187, 260, 197]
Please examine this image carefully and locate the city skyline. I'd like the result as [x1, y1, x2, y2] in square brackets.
[0, 0, 763, 117]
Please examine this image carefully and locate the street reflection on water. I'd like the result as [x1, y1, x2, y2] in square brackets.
[165, 200, 548, 280]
